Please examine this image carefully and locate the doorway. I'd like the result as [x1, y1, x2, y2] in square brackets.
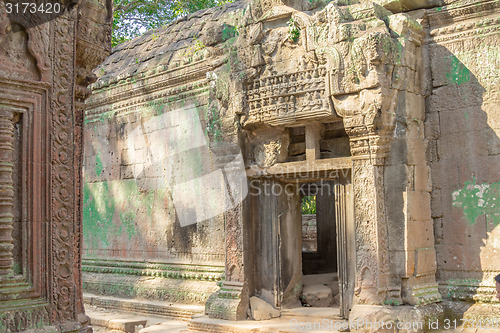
[250, 171, 354, 318]
[299, 181, 339, 308]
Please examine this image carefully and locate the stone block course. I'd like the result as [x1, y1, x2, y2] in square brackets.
[78, 0, 500, 329]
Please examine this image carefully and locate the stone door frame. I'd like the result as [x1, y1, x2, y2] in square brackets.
[248, 160, 354, 315]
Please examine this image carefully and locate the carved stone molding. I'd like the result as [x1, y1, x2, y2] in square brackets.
[206, 281, 248, 321]
[246, 67, 331, 126]
[0, 0, 110, 331]
[0, 108, 15, 276]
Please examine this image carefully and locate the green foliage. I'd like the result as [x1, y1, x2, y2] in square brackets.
[112, 0, 235, 47]
[301, 196, 316, 215]
[173, 0, 234, 16]
[287, 18, 300, 42]
[206, 104, 223, 142]
[181, 38, 206, 59]
[222, 23, 238, 41]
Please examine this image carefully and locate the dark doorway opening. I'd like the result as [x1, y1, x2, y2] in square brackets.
[300, 181, 337, 275]
[298, 181, 340, 309]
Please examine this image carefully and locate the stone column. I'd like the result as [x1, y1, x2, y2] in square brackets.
[204, 141, 249, 321]
[0, 108, 15, 277]
[347, 128, 395, 305]
[316, 6, 443, 326]
[305, 123, 321, 161]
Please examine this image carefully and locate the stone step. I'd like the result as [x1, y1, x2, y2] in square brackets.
[280, 307, 343, 322]
[302, 273, 338, 287]
[188, 314, 345, 333]
[87, 309, 147, 332]
[302, 285, 334, 307]
[138, 322, 188, 333]
[84, 293, 204, 321]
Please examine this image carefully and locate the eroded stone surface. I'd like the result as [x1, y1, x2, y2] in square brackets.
[0, 0, 111, 331]
[249, 297, 281, 321]
[83, 0, 500, 331]
[302, 285, 334, 307]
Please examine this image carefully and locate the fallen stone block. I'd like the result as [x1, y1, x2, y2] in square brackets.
[302, 285, 333, 307]
[249, 296, 281, 321]
[108, 318, 148, 333]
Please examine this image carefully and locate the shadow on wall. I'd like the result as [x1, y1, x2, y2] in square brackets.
[83, 93, 230, 261]
[427, 16, 500, 318]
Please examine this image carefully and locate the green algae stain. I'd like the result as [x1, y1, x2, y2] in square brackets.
[83, 182, 116, 248]
[445, 55, 471, 85]
[95, 152, 103, 176]
[452, 177, 500, 225]
[13, 262, 21, 274]
[119, 211, 137, 240]
[83, 179, 156, 248]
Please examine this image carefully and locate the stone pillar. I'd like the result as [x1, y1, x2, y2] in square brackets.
[0, 109, 14, 276]
[347, 129, 395, 305]
[205, 203, 249, 321]
[305, 123, 321, 161]
[0, 0, 110, 330]
[318, 6, 443, 327]
[205, 142, 249, 321]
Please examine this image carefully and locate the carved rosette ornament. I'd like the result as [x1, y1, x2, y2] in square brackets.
[50, 13, 78, 322]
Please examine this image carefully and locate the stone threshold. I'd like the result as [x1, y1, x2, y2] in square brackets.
[188, 307, 345, 333]
[84, 293, 204, 321]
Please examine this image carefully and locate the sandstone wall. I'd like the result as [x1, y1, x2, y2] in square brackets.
[302, 214, 317, 252]
[424, 0, 500, 316]
[82, 2, 252, 304]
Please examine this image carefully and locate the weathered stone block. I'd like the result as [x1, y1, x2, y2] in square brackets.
[407, 219, 434, 250]
[415, 248, 437, 276]
[406, 191, 431, 222]
[405, 93, 425, 122]
[121, 149, 132, 165]
[249, 296, 280, 321]
[407, 137, 427, 166]
[390, 250, 407, 276]
[120, 165, 135, 179]
[414, 165, 432, 192]
[436, 243, 464, 271]
[302, 285, 334, 307]
[424, 111, 440, 140]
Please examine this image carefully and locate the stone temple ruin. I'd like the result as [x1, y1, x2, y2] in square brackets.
[0, 0, 499, 331]
[82, 0, 500, 330]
